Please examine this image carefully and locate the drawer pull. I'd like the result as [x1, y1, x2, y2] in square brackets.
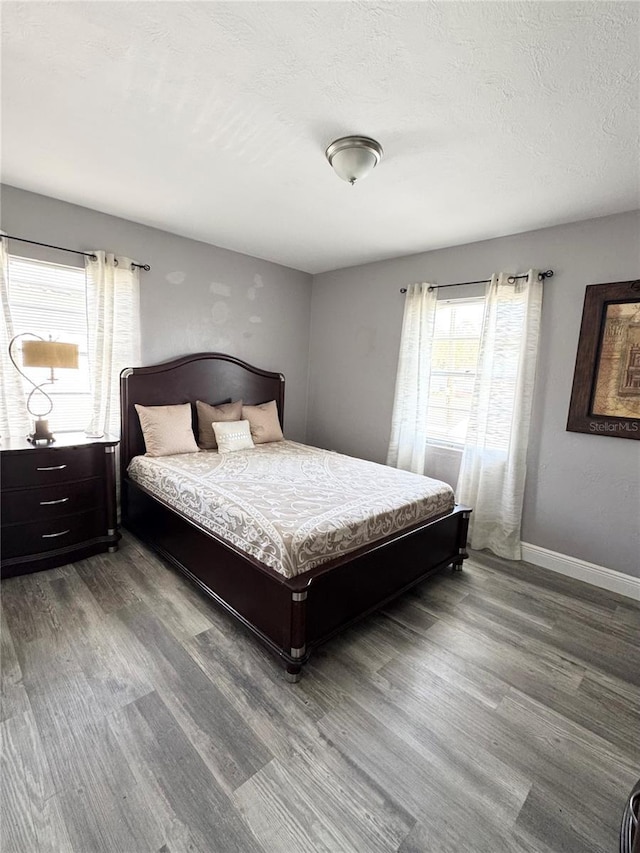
[41, 529, 71, 539]
[36, 464, 68, 471]
[40, 497, 70, 506]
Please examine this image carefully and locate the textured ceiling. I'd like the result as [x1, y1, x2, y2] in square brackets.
[2, 1, 639, 274]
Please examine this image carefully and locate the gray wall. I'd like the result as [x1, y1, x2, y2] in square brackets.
[1, 185, 312, 441]
[308, 211, 640, 577]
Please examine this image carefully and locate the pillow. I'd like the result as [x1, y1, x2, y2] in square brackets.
[195, 399, 243, 449]
[212, 420, 255, 454]
[134, 403, 199, 457]
[241, 400, 284, 444]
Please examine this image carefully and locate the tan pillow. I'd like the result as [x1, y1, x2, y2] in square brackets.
[212, 420, 255, 454]
[134, 403, 199, 457]
[196, 399, 243, 449]
[242, 400, 284, 444]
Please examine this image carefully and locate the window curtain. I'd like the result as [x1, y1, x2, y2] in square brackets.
[85, 252, 140, 438]
[456, 270, 543, 559]
[0, 236, 30, 439]
[386, 282, 437, 473]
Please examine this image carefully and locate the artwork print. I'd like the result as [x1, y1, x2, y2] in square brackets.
[591, 300, 640, 418]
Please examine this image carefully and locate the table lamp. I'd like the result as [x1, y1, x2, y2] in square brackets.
[9, 334, 79, 443]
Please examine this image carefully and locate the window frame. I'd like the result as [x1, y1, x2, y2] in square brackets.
[6, 253, 91, 434]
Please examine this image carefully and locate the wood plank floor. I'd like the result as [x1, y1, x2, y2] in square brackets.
[1, 533, 638, 853]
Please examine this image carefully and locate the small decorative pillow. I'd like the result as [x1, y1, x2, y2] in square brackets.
[134, 403, 199, 457]
[212, 420, 255, 454]
[241, 400, 284, 444]
[195, 399, 243, 449]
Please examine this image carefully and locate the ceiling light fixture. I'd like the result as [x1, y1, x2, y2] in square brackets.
[325, 136, 383, 186]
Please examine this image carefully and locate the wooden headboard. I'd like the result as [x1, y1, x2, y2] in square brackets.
[120, 352, 285, 476]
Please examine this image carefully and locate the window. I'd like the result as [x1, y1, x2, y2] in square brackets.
[7, 255, 91, 433]
[426, 297, 484, 447]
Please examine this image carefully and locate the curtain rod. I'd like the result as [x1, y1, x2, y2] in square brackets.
[399, 269, 553, 294]
[2, 234, 151, 271]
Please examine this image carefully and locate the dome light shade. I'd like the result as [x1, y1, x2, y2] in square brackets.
[325, 136, 383, 185]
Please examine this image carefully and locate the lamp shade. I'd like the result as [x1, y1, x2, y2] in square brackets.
[22, 340, 79, 370]
[325, 136, 383, 185]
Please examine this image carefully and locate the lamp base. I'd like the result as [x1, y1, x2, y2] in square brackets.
[28, 418, 55, 444]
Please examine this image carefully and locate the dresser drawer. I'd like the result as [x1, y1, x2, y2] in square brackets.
[1, 479, 104, 525]
[1, 444, 102, 488]
[1, 509, 108, 559]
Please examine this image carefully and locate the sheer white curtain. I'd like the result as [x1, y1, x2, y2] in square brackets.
[456, 270, 543, 559]
[85, 252, 140, 438]
[387, 283, 437, 474]
[0, 236, 30, 439]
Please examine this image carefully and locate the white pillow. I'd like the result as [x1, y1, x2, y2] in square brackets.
[212, 419, 255, 454]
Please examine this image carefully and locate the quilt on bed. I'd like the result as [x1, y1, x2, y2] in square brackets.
[127, 440, 455, 578]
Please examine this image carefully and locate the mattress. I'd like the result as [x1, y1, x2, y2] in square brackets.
[127, 440, 455, 579]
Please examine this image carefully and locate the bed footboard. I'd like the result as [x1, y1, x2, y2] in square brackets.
[123, 478, 470, 681]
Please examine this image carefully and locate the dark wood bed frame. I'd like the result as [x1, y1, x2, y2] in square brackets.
[120, 352, 471, 681]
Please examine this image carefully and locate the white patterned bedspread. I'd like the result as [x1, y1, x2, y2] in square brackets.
[127, 441, 455, 579]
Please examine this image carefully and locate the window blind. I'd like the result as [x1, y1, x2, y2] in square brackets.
[7, 255, 91, 433]
[426, 298, 485, 446]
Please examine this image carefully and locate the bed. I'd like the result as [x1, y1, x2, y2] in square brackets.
[120, 352, 471, 681]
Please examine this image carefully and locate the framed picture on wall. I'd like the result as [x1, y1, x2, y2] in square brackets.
[567, 279, 640, 440]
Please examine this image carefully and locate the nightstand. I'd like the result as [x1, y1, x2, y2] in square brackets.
[1, 434, 119, 578]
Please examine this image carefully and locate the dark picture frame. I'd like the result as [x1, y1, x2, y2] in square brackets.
[567, 279, 640, 440]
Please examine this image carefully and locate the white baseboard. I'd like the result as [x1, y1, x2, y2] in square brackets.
[520, 542, 640, 601]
